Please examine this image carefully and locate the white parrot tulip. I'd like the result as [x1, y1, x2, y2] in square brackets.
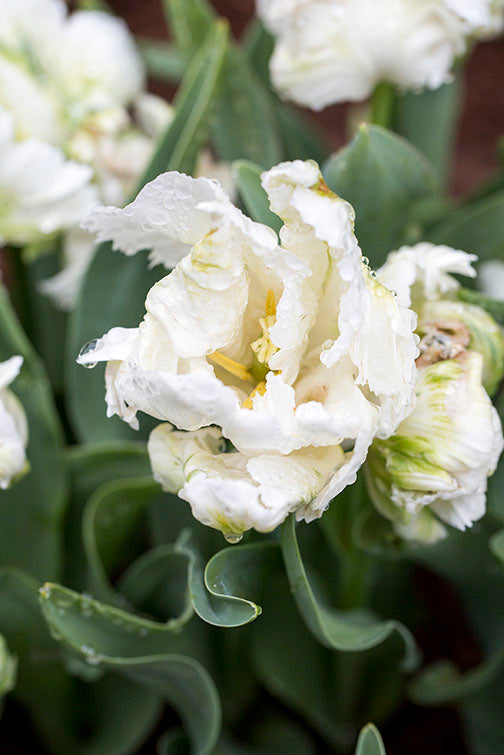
[255, 0, 501, 110]
[78, 160, 419, 538]
[367, 243, 504, 542]
[0, 110, 97, 246]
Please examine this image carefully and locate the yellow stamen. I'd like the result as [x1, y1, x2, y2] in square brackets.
[265, 289, 276, 317]
[241, 381, 267, 409]
[208, 351, 254, 383]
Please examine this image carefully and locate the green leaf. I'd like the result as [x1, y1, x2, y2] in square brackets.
[281, 516, 418, 667]
[64, 442, 151, 589]
[456, 287, 504, 324]
[139, 38, 184, 82]
[273, 104, 328, 165]
[323, 124, 438, 266]
[163, 0, 214, 55]
[83, 476, 162, 601]
[164, 0, 282, 167]
[251, 573, 353, 748]
[409, 651, 504, 706]
[355, 724, 386, 755]
[67, 21, 228, 444]
[39, 583, 221, 755]
[232, 161, 282, 232]
[394, 77, 462, 189]
[140, 20, 229, 184]
[118, 544, 193, 628]
[23, 250, 67, 395]
[0, 568, 160, 755]
[0, 286, 67, 580]
[428, 190, 504, 263]
[189, 539, 281, 627]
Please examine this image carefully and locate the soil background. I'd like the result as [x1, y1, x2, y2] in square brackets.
[109, 0, 504, 196]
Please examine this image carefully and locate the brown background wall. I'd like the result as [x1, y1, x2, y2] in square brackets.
[108, 0, 504, 196]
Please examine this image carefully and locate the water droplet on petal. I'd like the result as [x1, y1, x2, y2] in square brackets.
[362, 256, 369, 267]
[224, 532, 243, 545]
[78, 339, 99, 369]
[391, 289, 398, 298]
[370, 270, 377, 279]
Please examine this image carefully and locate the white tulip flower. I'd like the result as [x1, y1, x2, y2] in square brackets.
[366, 243, 504, 542]
[443, 0, 504, 36]
[0, 111, 98, 246]
[0, 356, 29, 490]
[78, 160, 418, 538]
[366, 352, 503, 541]
[256, 0, 489, 110]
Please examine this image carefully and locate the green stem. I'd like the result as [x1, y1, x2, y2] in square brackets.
[370, 82, 396, 129]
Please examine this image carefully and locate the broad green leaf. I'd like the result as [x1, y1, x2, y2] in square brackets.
[163, 0, 213, 54]
[118, 545, 193, 628]
[83, 476, 162, 601]
[0, 568, 160, 755]
[395, 77, 462, 188]
[164, 0, 282, 167]
[23, 251, 67, 395]
[251, 573, 353, 748]
[81, 470, 279, 628]
[274, 104, 328, 165]
[0, 286, 67, 580]
[140, 20, 229, 184]
[39, 583, 221, 755]
[190, 539, 281, 627]
[67, 21, 228, 444]
[232, 161, 282, 232]
[323, 124, 438, 265]
[212, 50, 281, 167]
[355, 724, 386, 755]
[409, 651, 504, 706]
[139, 39, 184, 82]
[281, 516, 418, 668]
[428, 190, 504, 262]
[242, 18, 274, 89]
[64, 442, 150, 589]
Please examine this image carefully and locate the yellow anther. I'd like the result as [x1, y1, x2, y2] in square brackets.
[241, 381, 267, 409]
[208, 351, 254, 383]
[265, 289, 276, 317]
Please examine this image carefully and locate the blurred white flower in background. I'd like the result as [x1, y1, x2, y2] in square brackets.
[0, 356, 29, 490]
[366, 244, 504, 542]
[256, 0, 504, 110]
[478, 259, 504, 300]
[78, 160, 418, 539]
[0, 0, 236, 311]
[444, 0, 504, 36]
[0, 111, 98, 246]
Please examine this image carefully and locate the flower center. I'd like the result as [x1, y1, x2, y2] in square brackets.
[208, 289, 279, 408]
[416, 319, 470, 368]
